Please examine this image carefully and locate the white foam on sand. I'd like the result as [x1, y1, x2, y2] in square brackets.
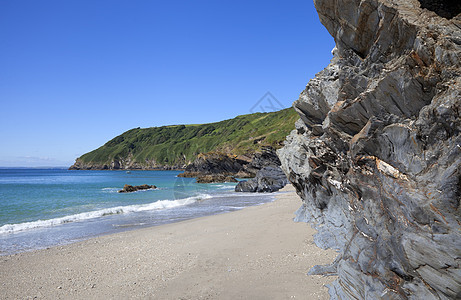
[0, 194, 212, 234]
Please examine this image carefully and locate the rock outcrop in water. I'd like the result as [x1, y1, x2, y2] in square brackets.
[118, 184, 157, 193]
[278, 0, 460, 299]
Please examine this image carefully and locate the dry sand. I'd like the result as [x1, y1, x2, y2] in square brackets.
[0, 185, 337, 299]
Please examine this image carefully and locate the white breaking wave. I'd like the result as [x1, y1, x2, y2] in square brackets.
[101, 187, 119, 193]
[0, 194, 212, 235]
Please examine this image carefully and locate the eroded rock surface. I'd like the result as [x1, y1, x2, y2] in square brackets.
[180, 148, 288, 190]
[179, 152, 248, 177]
[278, 0, 460, 299]
[235, 166, 288, 193]
[196, 174, 238, 184]
[235, 147, 288, 192]
[242, 146, 283, 175]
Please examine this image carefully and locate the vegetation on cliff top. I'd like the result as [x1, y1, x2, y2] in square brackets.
[74, 108, 298, 168]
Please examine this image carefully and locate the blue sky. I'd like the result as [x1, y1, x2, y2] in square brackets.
[0, 0, 334, 167]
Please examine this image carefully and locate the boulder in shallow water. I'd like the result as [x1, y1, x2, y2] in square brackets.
[118, 184, 156, 193]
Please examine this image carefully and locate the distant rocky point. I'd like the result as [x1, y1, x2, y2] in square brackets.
[118, 184, 156, 193]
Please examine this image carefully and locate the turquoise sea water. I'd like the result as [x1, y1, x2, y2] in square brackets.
[0, 169, 274, 255]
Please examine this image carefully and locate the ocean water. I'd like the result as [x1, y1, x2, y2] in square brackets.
[0, 169, 275, 255]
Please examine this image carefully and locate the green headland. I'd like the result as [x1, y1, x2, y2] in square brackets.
[70, 108, 298, 170]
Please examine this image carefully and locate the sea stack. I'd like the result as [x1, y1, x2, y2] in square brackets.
[278, 0, 460, 299]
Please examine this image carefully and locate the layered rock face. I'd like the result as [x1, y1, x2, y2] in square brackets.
[235, 166, 288, 192]
[235, 147, 288, 192]
[178, 152, 248, 177]
[278, 0, 460, 299]
[242, 146, 284, 175]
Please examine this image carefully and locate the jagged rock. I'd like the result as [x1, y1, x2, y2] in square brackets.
[179, 148, 286, 190]
[118, 184, 156, 193]
[242, 146, 282, 176]
[179, 147, 283, 178]
[233, 146, 286, 190]
[196, 175, 238, 184]
[180, 152, 248, 177]
[235, 166, 288, 193]
[278, 0, 461, 299]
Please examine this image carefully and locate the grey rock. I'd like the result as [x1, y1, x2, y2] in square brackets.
[118, 184, 156, 193]
[236, 146, 282, 178]
[180, 147, 281, 179]
[195, 174, 238, 183]
[235, 166, 288, 193]
[278, 0, 461, 299]
[181, 152, 247, 176]
[246, 146, 281, 169]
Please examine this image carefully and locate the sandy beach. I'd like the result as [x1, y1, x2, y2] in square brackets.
[0, 185, 337, 299]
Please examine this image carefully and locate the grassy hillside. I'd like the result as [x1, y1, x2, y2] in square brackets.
[75, 108, 298, 168]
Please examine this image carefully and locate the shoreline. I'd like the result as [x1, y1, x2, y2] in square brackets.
[0, 185, 337, 299]
[0, 168, 185, 170]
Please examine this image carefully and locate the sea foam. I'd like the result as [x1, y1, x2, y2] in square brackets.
[0, 194, 211, 234]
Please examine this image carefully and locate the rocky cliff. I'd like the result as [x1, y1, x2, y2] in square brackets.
[278, 0, 460, 299]
[179, 152, 249, 177]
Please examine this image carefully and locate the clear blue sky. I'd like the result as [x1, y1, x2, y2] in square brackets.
[0, 0, 334, 167]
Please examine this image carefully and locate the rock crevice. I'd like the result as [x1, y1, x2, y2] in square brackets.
[278, 0, 460, 299]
